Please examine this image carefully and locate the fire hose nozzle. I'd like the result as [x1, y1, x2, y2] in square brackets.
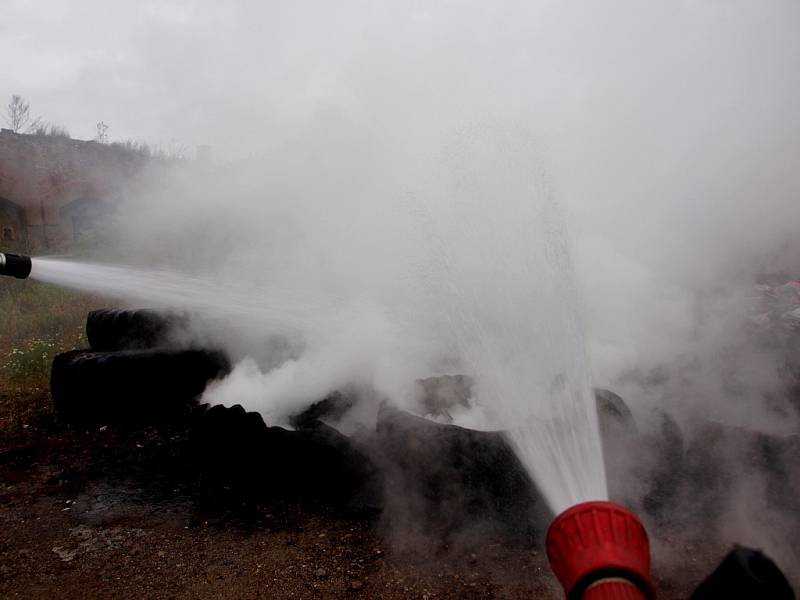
[0, 252, 32, 279]
[546, 501, 655, 600]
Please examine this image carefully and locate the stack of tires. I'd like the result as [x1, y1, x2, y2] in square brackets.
[51, 309, 230, 427]
[49, 311, 691, 523]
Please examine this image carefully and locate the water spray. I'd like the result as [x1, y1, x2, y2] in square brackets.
[0, 252, 32, 279]
[546, 501, 654, 600]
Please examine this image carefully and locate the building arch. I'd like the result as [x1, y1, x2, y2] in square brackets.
[0, 197, 27, 251]
[59, 196, 111, 244]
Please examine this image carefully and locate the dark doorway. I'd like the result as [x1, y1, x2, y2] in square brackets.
[0, 197, 26, 250]
[60, 196, 109, 243]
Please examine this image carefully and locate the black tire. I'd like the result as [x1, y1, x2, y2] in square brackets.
[683, 421, 800, 525]
[189, 404, 379, 507]
[640, 409, 684, 518]
[595, 388, 637, 433]
[51, 348, 230, 426]
[690, 547, 794, 600]
[86, 309, 188, 351]
[372, 406, 549, 539]
[593, 390, 688, 519]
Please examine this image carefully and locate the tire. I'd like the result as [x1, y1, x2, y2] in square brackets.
[86, 309, 188, 351]
[640, 409, 684, 518]
[189, 404, 379, 507]
[595, 388, 637, 433]
[51, 348, 230, 426]
[373, 406, 549, 538]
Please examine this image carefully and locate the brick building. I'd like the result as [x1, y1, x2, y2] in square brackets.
[0, 129, 150, 253]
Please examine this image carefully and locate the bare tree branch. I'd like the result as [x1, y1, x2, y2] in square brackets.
[6, 95, 42, 133]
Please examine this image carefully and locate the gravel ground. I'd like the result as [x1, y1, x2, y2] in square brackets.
[0, 405, 751, 599]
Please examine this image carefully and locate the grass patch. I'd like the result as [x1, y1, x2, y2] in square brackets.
[0, 278, 106, 431]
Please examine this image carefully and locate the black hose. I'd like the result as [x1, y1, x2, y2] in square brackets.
[0, 252, 32, 279]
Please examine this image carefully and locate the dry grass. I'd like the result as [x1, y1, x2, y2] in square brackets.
[0, 278, 105, 432]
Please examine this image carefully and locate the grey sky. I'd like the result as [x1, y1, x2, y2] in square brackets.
[3, 1, 798, 163]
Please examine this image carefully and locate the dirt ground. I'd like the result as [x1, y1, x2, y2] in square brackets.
[0, 393, 738, 599]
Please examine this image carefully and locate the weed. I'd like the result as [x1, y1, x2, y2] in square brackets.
[0, 278, 105, 430]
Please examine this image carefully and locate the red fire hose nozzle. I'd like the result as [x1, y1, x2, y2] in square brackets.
[546, 501, 655, 600]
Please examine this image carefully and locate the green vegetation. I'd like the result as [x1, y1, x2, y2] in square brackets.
[0, 278, 104, 431]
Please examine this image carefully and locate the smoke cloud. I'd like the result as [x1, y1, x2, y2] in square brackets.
[11, 0, 800, 579]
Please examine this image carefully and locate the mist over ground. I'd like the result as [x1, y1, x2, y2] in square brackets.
[8, 0, 800, 580]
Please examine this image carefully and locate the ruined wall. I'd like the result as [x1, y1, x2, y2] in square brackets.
[0, 129, 150, 253]
[0, 197, 26, 252]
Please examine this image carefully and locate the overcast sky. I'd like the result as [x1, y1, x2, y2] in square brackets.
[3, 0, 799, 163]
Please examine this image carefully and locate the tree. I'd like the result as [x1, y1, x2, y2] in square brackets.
[5, 95, 41, 133]
[95, 121, 108, 143]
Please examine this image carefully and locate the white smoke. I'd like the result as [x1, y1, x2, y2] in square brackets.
[15, 0, 800, 568]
